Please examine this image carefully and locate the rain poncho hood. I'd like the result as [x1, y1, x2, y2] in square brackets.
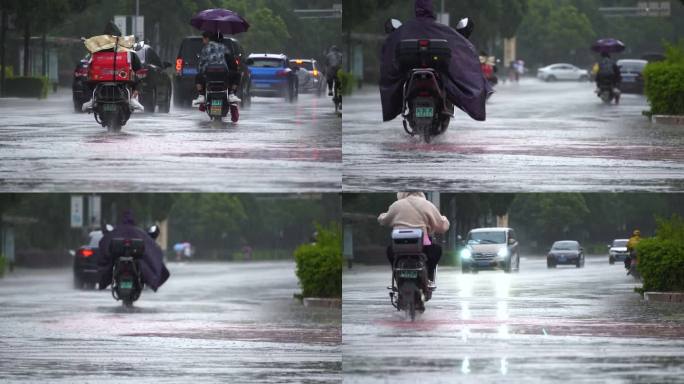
[415, 0, 436, 19]
[84, 34, 136, 53]
[98, 211, 170, 291]
[380, 0, 492, 121]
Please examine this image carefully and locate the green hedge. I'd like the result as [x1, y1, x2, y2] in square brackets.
[4, 77, 50, 99]
[637, 215, 684, 292]
[338, 69, 356, 96]
[0, 254, 6, 278]
[643, 42, 684, 115]
[643, 62, 684, 115]
[294, 223, 343, 298]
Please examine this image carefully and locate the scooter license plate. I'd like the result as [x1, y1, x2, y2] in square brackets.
[210, 100, 223, 115]
[399, 270, 418, 279]
[415, 107, 434, 118]
[119, 280, 133, 289]
[103, 104, 117, 112]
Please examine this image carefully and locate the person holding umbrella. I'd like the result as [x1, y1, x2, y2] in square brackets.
[592, 38, 625, 104]
[192, 31, 240, 106]
[190, 9, 250, 107]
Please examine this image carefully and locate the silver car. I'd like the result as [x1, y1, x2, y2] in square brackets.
[289, 59, 325, 95]
[461, 227, 520, 273]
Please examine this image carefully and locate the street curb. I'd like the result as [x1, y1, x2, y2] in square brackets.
[644, 292, 684, 303]
[653, 115, 684, 125]
[303, 297, 341, 309]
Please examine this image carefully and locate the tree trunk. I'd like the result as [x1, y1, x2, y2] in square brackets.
[42, 32, 47, 77]
[23, 22, 30, 76]
[1, 9, 7, 96]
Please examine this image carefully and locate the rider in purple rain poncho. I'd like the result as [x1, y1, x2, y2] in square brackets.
[98, 210, 170, 291]
[380, 0, 492, 122]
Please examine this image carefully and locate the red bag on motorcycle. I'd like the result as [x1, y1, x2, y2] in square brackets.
[88, 51, 133, 82]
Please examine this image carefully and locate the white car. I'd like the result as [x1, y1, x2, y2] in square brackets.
[608, 239, 630, 264]
[537, 63, 590, 82]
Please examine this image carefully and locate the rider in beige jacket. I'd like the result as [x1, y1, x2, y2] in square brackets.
[378, 192, 450, 285]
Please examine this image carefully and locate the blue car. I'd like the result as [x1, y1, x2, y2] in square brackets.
[247, 53, 298, 102]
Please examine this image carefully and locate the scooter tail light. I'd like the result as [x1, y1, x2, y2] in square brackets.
[136, 68, 149, 79]
[419, 40, 429, 47]
[81, 249, 94, 257]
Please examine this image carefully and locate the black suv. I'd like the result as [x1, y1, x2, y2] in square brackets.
[173, 36, 251, 108]
[72, 230, 103, 289]
[134, 44, 173, 113]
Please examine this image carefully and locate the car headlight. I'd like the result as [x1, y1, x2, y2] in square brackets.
[461, 248, 472, 259]
[497, 248, 509, 258]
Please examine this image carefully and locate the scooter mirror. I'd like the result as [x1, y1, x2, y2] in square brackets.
[69, 250, 76, 257]
[384, 18, 403, 34]
[456, 17, 474, 39]
[103, 224, 114, 234]
[148, 225, 160, 240]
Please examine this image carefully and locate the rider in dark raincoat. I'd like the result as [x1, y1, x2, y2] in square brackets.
[380, 0, 492, 122]
[98, 210, 170, 291]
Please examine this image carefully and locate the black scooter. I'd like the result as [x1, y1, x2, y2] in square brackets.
[107, 225, 159, 307]
[197, 65, 239, 123]
[384, 17, 474, 143]
[388, 228, 434, 321]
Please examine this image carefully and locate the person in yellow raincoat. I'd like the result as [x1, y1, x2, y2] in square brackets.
[625, 229, 641, 270]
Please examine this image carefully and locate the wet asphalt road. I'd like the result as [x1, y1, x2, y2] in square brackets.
[343, 79, 684, 192]
[0, 261, 341, 383]
[0, 90, 341, 192]
[342, 256, 684, 383]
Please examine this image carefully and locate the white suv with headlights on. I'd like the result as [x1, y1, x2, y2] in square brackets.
[461, 227, 520, 273]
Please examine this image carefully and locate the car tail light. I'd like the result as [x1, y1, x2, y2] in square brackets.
[136, 68, 149, 79]
[74, 67, 88, 77]
[81, 249, 94, 258]
[312, 69, 319, 77]
[175, 58, 183, 74]
[276, 69, 289, 77]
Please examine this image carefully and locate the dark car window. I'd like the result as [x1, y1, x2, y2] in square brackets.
[180, 39, 203, 66]
[552, 241, 578, 250]
[612, 239, 628, 247]
[467, 231, 506, 245]
[146, 48, 162, 67]
[290, 61, 314, 70]
[619, 62, 646, 73]
[248, 58, 285, 68]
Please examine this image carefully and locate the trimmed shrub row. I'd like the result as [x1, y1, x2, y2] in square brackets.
[4, 77, 50, 99]
[637, 215, 684, 292]
[294, 223, 343, 298]
[643, 42, 684, 116]
[643, 62, 684, 115]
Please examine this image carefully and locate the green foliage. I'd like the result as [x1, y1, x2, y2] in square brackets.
[518, 0, 595, 66]
[4, 77, 49, 98]
[643, 46, 684, 115]
[509, 193, 590, 250]
[0, 254, 5, 278]
[240, 7, 291, 53]
[338, 69, 356, 95]
[637, 215, 684, 292]
[294, 223, 342, 298]
[1, 66, 14, 78]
